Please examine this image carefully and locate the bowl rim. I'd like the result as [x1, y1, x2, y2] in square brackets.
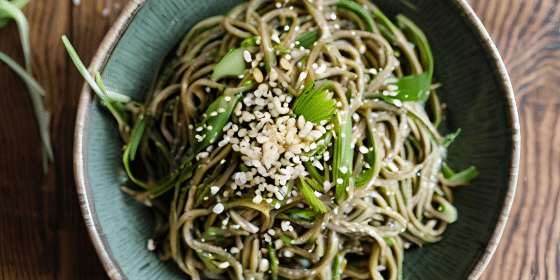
[73, 0, 521, 279]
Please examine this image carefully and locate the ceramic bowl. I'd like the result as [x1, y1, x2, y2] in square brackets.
[74, 0, 520, 279]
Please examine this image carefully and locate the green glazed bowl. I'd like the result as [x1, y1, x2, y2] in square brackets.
[74, 0, 520, 279]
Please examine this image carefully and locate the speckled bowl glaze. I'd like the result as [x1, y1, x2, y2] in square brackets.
[74, 0, 520, 279]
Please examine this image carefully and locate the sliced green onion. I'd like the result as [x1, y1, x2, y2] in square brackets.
[333, 111, 353, 203]
[211, 48, 247, 81]
[332, 0, 375, 32]
[294, 29, 319, 49]
[193, 93, 243, 153]
[356, 123, 378, 188]
[332, 251, 345, 280]
[269, 244, 279, 280]
[304, 177, 325, 193]
[442, 163, 478, 183]
[62, 35, 131, 103]
[394, 14, 434, 103]
[127, 113, 147, 161]
[441, 128, 461, 148]
[240, 36, 261, 47]
[304, 161, 325, 185]
[277, 235, 293, 246]
[298, 176, 328, 213]
[302, 131, 332, 158]
[284, 208, 318, 221]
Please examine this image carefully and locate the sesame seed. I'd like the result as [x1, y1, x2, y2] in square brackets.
[337, 178, 344, 184]
[252, 195, 263, 203]
[359, 146, 369, 154]
[225, 96, 231, 101]
[218, 262, 230, 269]
[243, 50, 252, 63]
[340, 166, 348, 174]
[252, 68, 264, 83]
[210, 186, 220, 195]
[280, 58, 291, 70]
[213, 203, 224, 214]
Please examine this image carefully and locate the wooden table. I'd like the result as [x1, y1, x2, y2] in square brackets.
[0, 0, 556, 279]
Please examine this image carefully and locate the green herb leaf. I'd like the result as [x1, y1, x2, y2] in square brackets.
[332, 0, 375, 32]
[193, 93, 243, 153]
[292, 79, 337, 123]
[333, 112, 353, 203]
[62, 35, 131, 103]
[211, 48, 247, 81]
[441, 128, 461, 148]
[298, 176, 329, 213]
[294, 29, 319, 49]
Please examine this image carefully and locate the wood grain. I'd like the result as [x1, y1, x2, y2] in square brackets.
[0, 0, 557, 279]
[0, 0, 123, 279]
[466, 0, 560, 279]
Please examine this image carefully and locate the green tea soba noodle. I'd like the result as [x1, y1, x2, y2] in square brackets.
[67, 0, 479, 279]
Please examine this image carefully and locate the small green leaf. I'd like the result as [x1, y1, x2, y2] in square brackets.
[211, 48, 247, 81]
[333, 112, 353, 203]
[292, 80, 337, 123]
[441, 128, 461, 148]
[332, 0, 375, 32]
[193, 93, 243, 153]
[298, 176, 329, 213]
[294, 29, 319, 49]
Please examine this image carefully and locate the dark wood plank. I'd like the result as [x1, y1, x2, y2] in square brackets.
[0, 0, 126, 279]
[467, 0, 560, 279]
